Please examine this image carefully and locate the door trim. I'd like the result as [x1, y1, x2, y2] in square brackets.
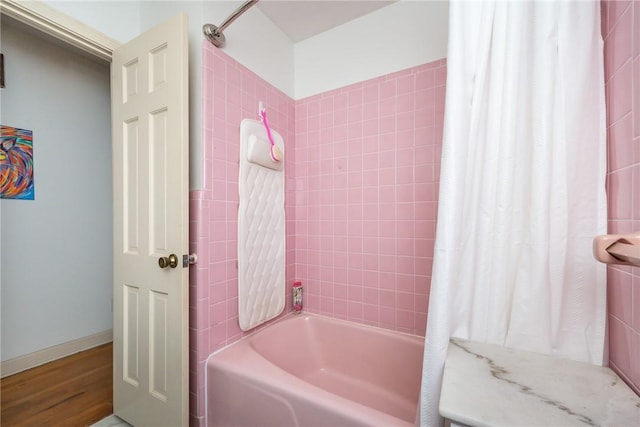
[0, 0, 119, 61]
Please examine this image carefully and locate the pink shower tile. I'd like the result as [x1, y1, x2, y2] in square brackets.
[415, 275, 431, 295]
[416, 69, 435, 89]
[380, 80, 397, 100]
[397, 130, 416, 150]
[608, 167, 633, 219]
[320, 280, 334, 297]
[195, 329, 210, 362]
[348, 88, 364, 107]
[321, 96, 334, 113]
[363, 85, 379, 104]
[363, 287, 379, 304]
[380, 306, 396, 327]
[307, 98, 321, 116]
[335, 283, 349, 300]
[634, 0, 640, 59]
[362, 303, 379, 323]
[397, 257, 414, 275]
[348, 301, 364, 320]
[416, 182, 436, 201]
[306, 294, 320, 312]
[415, 313, 427, 335]
[210, 301, 227, 325]
[397, 238, 414, 257]
[308, 115, 320, 130]
[397, 75, 415, 95]
[333, 92, 349, 110]
[631, 331, 640, 392]
[363, 270, 380, 288]
[396, 148, 414, 167]
[609, 61, 633, 123]
[320, 297, 335, 314]
[634, 58, 640, 138]
[396, 114, 414, 135]
[415, 258, 433, 276]
[435, 66, 447, 86]
[397, 310, 414, 329]
[609, 315, 633, 374]
[609, 0, 631, 29]
[605, 6, 632, 77]
[415, 239, 435, 259]
[397, 221, 415, 239]
[396, 204, 414, 222]
[632, 275, 640, 332]
[608, 267, 633, 324]
[378, 116, 396, 136]
[415, 294, 429, 314]
[411, 192, 430, 220]
[209, 323, 227, 348]
[380, 270, 397, 289]
[397, 292, 414, 311]
[334, 299, 349, 319]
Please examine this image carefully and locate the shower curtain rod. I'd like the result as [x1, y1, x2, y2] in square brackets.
[203, 0, 259, 48]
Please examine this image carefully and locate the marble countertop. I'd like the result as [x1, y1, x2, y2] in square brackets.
[440, 338, 640, 426]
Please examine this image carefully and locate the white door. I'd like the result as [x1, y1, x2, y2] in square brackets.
[111, 13, 189, 426]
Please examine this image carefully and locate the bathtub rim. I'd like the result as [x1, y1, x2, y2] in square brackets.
[212, 311, 424, 356]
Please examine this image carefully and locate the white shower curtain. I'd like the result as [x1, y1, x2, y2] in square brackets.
[420, 1, 607, 426]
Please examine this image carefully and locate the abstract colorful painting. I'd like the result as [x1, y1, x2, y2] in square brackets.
[1, 125, 34, 200]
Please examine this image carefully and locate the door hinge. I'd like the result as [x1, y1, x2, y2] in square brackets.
[183, 253, 197, 268]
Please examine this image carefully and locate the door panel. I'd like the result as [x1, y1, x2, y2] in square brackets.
[112, 13, 189, 426]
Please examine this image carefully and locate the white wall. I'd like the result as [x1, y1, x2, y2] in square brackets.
[294, 0, 449, 99]
[41, 0, 141, 43]
[1, 18, 112, 361]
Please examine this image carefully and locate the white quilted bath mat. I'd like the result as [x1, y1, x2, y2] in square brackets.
[237, 118, 286, 331]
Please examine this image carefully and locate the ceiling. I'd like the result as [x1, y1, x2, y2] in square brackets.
[256, 1, 396, 43]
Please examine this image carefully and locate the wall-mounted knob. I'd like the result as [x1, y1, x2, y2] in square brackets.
[158, 254, 178, 269]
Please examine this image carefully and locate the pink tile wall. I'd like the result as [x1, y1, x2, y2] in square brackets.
[602, 0, 640, 396]
[294, 60, 446, 336]
[189, 41, 296, 426]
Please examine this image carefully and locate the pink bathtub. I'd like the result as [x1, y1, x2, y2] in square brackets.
[206, 314, 424, 427]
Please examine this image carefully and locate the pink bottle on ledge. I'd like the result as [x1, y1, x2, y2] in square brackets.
[293, 281, 303, 313]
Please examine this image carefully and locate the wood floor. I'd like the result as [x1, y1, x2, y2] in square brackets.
[1, 343, 113, 427]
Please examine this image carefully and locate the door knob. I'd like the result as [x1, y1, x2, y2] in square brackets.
[158, 254, 178, 269]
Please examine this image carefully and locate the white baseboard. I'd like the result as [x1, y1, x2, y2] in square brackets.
[0, 329, 113, 378]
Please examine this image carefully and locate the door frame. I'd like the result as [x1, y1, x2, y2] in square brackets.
[0, 0, 120, 62]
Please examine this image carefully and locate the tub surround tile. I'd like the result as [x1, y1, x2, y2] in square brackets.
[608, 113, 634, 172]
[440, 338, 640, 427]
[603, 0, 640, 395]
[294, 59, 446, 336]
[608, 268, 633, 324]
[631, 330, 640, 392]
[610, 314, 634, 375]
[605, 5, 632, 77]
